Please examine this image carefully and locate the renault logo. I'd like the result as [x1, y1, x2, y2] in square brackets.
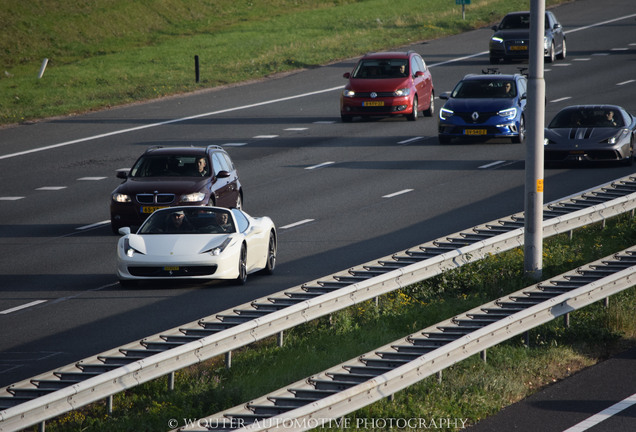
[370, 92, 378, 98]
[472, 112, 480, 121]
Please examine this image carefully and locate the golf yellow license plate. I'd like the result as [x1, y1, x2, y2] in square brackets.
[363, 101, 384, 107]
[464, 129, 487, 135]
[141, 206, 166, 214]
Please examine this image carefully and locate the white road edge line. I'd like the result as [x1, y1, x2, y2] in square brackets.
[306, 161, 335, 170]
[0, 300, 48, 315]
[383, 189, 414, 198]
[76, 220, 111, 230]
[398, 136, 423, 144]
[562, 393, 636, 432]
[280, 219, 315, 230]
[479, 161, 506, 169]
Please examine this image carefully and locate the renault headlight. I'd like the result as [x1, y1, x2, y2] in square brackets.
[498, 108, 517, 120]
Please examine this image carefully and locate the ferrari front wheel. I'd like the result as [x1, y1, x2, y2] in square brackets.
[263, 231, 276, 275]
[235, 244, 248, 285]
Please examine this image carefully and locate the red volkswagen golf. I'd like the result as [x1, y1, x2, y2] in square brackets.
[340, 51, 435, 122]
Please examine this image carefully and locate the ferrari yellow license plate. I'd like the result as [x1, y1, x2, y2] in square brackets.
[510, 45, 528, 51]
[141, 206, 166, 214]
[464, 129, 487, 135]
[363, 101, 384, 107]
[164, 266, 180, 271]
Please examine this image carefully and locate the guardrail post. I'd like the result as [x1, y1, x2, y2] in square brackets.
[107, 395, 113, 414]
[524, 331, 530, 347]
[480, 349, 487, 364]
[278, 331, 284, 347]
[437, 371, 442, 383]
[38, 421, 45, 432]
[605, 297, 610, 308]
[564, 313, 570, 328]
[226, 351, 232, 369]
[169, 371, 175, 391]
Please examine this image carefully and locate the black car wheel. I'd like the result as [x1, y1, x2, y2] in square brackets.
[262, 231, 276, 275]
[423, 92, 434, 117]
[513, 116, 526, 144]
[546, 42, 555, 63]
[235, 244, 248, 285]
[407, 96, 418, 121]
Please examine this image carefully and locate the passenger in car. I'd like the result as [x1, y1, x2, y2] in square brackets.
[195, 157, 208, 176]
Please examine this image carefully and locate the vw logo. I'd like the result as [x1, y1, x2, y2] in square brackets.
[472, 112, 480, 121]
[370, 92, 378, 98]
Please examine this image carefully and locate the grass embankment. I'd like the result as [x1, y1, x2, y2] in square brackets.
[42, 214, 636, 431]
[1, 0, 569, 126]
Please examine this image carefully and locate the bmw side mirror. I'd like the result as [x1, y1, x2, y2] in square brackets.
[216, 170, 230, 179]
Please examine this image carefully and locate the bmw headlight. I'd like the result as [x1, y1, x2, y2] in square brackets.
[439, 107, 454, 120]
[112, 193, 131, 203]
[498, 108, 517, 120]
[393, 88, 410, 97]
[181, 192, 206, 202]
[342, 89, 355, 97]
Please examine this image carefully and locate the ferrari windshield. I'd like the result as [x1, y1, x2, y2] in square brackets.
[129, 155, 209, 178]
[138, 208, 236, 234]
[351, 59, 409, 79]
[451, 79, 516, 98]
[549, 108, 625, 128]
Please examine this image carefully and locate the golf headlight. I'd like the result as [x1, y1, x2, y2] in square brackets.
[498, 108, 517, 120]
[181, 192, 206, 202]
[112, 193, 131, 203]
[393, 88, 410, 97]
[439, 108, 454, 120]
[342, 89, 355, 97]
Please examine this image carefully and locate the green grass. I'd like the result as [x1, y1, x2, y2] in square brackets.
[39, 214, 636, 431]
[1, 0, 568, 125]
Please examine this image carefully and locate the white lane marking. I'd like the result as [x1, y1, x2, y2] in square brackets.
[222, 143, 248, 147]
[77, 177, 106, 181]
[280, 219, 315, 229]
[305, 161, 335, 170]
[0, 300, 48, 315]
[76, 220, 110, 230]
[36, 186, 67, 191]
[553, 63, 571, 67]
[313, 121, 336, 124]
[398, 136, 423, 144]
[285, 127, 308, 131]
[563, 13, 636, 35]
[479, 160, 506, 169]
[0, 86, 344, 161]
[618, 80, 635, 86]
[550, 97, 572, 103]
[573, 58, 591, 61]
[611, 47, 629, 51]
[562, 393, 636, 432]
[383, 189, 413, 198]
[0, 196, 24, 201]
[253, 135, 278, 139]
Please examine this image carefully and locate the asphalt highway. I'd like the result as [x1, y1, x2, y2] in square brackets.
[0, 0, 635, 429]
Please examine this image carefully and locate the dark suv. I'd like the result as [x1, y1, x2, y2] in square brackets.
[340, 51, 434, 122]
[110, 145, 242, 233]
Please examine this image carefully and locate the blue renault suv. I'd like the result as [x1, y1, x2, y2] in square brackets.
[438, 71, 527, 144]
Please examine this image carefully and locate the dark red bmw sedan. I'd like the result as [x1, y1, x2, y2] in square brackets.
[110, 145, 242, 233]
[340, 51, 435, 122]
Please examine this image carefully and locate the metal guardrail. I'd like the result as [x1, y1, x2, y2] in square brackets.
[1, 175, 636, 431]
[178, 247, 636, 431]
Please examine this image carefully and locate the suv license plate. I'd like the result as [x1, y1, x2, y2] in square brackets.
[141, 206, 166, 214]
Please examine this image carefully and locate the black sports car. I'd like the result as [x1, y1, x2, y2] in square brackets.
[544, 105, 636, 165]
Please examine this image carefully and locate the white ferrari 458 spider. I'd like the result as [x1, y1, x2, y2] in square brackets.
[116, 206, 276, 286]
